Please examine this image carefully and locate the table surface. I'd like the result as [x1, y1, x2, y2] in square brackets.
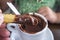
[48, 23, 60, 40]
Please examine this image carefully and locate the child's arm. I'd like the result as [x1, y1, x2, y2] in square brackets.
[55, 13, 60, 23]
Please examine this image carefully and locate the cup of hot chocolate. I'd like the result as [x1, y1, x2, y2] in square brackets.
[17, 13, 49, 40]
[7, 13, 54, 40]
[19, 13, 47, 34]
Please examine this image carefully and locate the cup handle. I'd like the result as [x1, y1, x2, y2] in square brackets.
[7, 23, 19, 32]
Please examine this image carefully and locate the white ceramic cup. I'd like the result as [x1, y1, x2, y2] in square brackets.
[7, 13, 54, 40]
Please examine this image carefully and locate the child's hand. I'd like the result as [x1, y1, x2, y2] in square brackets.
[0, 9, 10, 40]
[0, 23, 10, 40]
[38, 6, 57, 23]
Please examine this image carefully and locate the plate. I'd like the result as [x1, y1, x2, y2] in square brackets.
[42, 28, 54, 40]
[10, 28, 54, 40]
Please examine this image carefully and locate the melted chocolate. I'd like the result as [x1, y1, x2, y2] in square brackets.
[18, 14, 46, 34]
[14, 14, 46, 34]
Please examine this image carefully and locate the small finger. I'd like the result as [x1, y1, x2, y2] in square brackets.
[0, 37, 10, 40]
[0, 23, 6, 28]
[0, 28, 10, 37]
[38, 10, 49, 17]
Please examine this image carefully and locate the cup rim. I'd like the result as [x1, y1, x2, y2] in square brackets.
[20, 13, 48, 36]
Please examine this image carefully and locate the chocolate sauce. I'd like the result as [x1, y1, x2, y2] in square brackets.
[15, 14, 46, 34]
